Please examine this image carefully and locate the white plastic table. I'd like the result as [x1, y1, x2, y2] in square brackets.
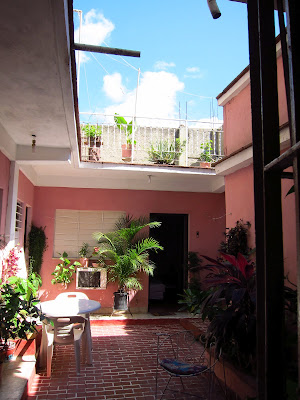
[38, 298, 101, 368]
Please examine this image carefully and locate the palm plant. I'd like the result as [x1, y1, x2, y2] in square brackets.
[93, 215, 163, 292]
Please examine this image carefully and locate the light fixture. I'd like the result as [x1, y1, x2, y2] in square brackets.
[31, 134, 36, 153]
[148, 175, 152, 184]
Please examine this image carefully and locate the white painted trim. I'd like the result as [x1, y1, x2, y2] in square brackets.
[217, 71, 250, 107]
[215, 147, 253, 176]
[50, 0, 80, 168]
[217, 41, 282, 107]
[215, 127, 290, 176]
[16, 145, 71, 163]
[79, 161, 217, 176]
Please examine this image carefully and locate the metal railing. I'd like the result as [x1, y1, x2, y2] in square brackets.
[79, 115, 224, 167]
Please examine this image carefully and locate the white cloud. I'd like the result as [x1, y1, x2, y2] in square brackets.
[154, 61, 176, 71]
[74, 10, 115, 63]
[186, 67, 200, 73]
[103, 73, 126, 102]
[102, 71, 185, 126]
[184, 66, 204, 79]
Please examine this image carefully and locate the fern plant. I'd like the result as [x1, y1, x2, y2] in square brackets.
[93, 215, 163, 292]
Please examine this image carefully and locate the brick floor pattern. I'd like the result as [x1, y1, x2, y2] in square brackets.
[28, 320, 226, 400]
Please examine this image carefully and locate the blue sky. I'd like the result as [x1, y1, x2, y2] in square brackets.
[73, 0, 250, 126]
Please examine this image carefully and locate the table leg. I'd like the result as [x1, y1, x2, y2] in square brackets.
[39, 322, 47, 368]
[85, 317, 93, 365]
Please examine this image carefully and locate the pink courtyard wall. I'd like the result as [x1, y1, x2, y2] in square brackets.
[223, 54, 288, 155]
[32, 187, 225, 313]
[221, 53, 295, 283]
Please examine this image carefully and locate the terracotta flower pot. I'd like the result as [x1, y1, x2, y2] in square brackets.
[80, 257, 89, 268]
[200, 161, 211, 168]
[122, 144, 132, 161]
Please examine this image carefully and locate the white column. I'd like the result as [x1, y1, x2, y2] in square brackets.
[5, 161, 19, 245]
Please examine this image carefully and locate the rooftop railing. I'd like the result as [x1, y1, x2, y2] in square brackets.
[79, 115, 224, 167]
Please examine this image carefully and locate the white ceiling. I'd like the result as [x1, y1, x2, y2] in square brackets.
[0, 0, 224, 194]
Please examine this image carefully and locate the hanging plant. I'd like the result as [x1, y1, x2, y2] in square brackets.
[28, 225, 47, 275]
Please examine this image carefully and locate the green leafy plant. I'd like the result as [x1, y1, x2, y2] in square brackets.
[93, 215, 163, 292]
[0, 275, 44, 346]
[51, 252, 81, 288]
[148, 138, 185, 165]
[178, 279, 212, 316]
[198, 140, 214, 162]
[28, 225, 47, 275]
[219, 219, 251, 257]
[81, 124, 102, 139]
[114, 113, 136, 145]
[79, 242, 89, 258]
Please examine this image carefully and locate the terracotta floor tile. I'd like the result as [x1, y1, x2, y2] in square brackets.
[28, 319, 226, 400]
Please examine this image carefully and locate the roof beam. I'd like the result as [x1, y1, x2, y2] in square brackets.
[72, 43, 140, 58]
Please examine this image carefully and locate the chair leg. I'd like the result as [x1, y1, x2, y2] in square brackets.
[83, 329, 93, 365]
[74, 339, 81, 375]
[160, 376, 172, 400]
[85, 318, 93, 354]
[46, 332, 54, 377]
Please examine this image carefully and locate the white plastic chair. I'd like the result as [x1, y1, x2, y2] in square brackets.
[45, 316, 92, 376]
[55, 292, 93, 351]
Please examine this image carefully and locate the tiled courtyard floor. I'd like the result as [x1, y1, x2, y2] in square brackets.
[28, 319, 227, 400]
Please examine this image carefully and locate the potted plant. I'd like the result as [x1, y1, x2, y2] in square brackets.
[93, 215, 163, 312]
[51, 252, 81, 289]
[0, 273, 44, 365]
[148, 138, 185, 165]
[81, 124, 103, 161]
[200, 252, 257, 373]
[79, 242, 90, 268]
[198, 140, 214, 168]
[114, 114, 136, 161]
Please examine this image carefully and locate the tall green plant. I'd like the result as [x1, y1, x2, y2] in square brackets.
[93, 215, 163, 292]
[200, 252, 256, 371]
[219, 219, 251, 257]
[28, 225, 47, 274]
[114, 114, 135, 145]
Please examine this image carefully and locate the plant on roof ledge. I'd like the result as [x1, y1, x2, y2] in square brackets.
[148, 138, 185, 165]
[81, 124, 102, 140]
[198, 140, 214, 163]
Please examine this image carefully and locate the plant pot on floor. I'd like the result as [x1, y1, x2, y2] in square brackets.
[113, 291, 129, 311]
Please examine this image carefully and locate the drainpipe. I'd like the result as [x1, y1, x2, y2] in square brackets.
[207, 0, 221, 19]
